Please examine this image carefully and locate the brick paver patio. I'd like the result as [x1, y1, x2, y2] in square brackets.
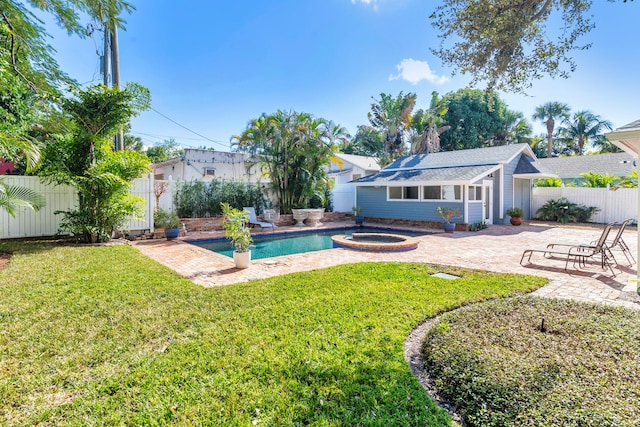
[132, 221, 640, 310]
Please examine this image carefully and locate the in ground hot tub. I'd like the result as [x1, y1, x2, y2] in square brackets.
[331, 232, 420, 252]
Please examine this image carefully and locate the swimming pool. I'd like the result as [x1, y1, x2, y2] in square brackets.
[190, 227, 428, 260]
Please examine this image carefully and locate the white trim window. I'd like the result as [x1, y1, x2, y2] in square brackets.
[468, 185, 483, 202]
[423, 185, 462, 201]
[203, 167, 216, 177]
[388, 186, 420, 200]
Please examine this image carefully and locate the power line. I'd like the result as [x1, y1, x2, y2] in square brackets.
[148, 106, 230, 149]
[130, 131, 215, 142]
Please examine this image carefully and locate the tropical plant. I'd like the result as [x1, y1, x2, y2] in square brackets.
[153, 208, 181, 229]
[536, 197, 598, 224]
[469, 220, 488, 231]
[343, 125, 385, 159]
[535, 177, 563, 187]
[436, 206, 461, 224]
[532, 102, 570, 158]
[558, 111, 613, 155]
[367, 92, 416, 160]
[408, 91, 450, 154]
[0, 180, 45, 217]
[506, 207, 524, 218]
[220, 202, 252, 253]
[618, 170, 638, 188]
[40, 84, 151, 242]
[495, 110, 532, 145]
[580, 171, 618, 188]
[232, 110, 340, 213]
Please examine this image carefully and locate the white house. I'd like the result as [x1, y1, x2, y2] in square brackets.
[328, 153, 381, 212]
[152, 149, 262, 182]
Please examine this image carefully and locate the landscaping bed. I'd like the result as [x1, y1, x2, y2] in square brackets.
[423, 296, 640, 426]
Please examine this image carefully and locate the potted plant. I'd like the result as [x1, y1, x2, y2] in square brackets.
[154, 208, 182, 240]
[221, 203, 253, 268]
[436, 206, 461, 233]
[506, 207, 525, 226]
[352, 206, 364, 225]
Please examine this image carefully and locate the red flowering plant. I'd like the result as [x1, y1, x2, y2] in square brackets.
[436, 207, 461, 224]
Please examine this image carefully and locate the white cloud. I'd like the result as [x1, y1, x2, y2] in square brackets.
[351, 0, 378, 10]
[389, 58, 449, 85]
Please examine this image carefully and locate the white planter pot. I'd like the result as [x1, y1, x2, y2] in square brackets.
[233, 250, 251, 269]
[304, 208, 325, 227]
[291, 209, 308, 227]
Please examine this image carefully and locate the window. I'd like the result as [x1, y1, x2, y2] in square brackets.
[203, 167, 216, 177]
[423, 185, 462, 201]
[352, 173, 361, 181]
[154, 173, 164, 180]
[388, 186, 419, 200]
[468, 186, 483, 201]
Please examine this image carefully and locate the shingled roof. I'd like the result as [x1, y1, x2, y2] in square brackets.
[536, 153, 634, 178]
[353, 143, 554, 185]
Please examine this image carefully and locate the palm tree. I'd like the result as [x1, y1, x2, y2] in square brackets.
[558, 111, 613, 155]
[232, 111, 340, 213]
[532, 102, 570, 158]
[0, 134, 45, 216]
[367, 92, 416, 159]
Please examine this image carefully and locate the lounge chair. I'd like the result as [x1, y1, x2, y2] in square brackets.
[589, 218, 635, 265]
[520, 222, 618, 277]
[243, 207, 275, 229]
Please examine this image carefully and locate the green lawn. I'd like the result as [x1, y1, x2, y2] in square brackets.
[0, 242, 545, 426]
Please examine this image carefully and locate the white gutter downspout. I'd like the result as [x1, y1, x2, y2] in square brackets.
[499, 164, 504, 220]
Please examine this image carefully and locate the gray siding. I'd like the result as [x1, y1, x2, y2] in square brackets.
[467, 202, 484, 223]
[513, 178, 532, 219]
[357, 187, 464, 223]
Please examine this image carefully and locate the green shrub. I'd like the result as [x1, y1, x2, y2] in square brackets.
[581, 171, 619, 188]
[534, 177, 563, 187]
[153, 208, 181, 229]
[505, 207, 524, 218]
[469, 220, 488, 231]
[423, 297, 640, 427]
[174, 179, 269, 218]
[536, 197, 599, 224]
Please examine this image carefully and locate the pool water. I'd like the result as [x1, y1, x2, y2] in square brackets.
[190, 227, 427, 260]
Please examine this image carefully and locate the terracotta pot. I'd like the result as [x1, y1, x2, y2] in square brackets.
[510, 217, 523, 226]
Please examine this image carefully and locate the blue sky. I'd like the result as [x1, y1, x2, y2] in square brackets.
[43, 0, 640, 151]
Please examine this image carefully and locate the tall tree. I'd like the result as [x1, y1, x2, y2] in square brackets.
[409, 91, 449, 154]
[496, 110, 533, 145]
[532, 101, 571, 158]
[146, 138, 184, 163]
[367, 92, 416, 161]
[40, 84, 151, 242]
[232, 110, 340, 213]
[558, 111, 613, 155]
[430, 0, 632, 93]
[438, 88, 509, 151]
[343, 126, 385, 159]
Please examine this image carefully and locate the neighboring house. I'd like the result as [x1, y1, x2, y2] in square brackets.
[536, 153, 635, 186]
[152, 149, 262, 182]
[352, 143, 555, 225]
[328, 153, 381, 212]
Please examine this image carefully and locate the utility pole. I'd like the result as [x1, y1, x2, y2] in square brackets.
[102, 24, 110, 86]
[110, 20, 124, 151]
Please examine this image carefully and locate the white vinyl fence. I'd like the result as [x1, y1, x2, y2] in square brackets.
[0, 175, 157, 239]
[531, 187, 638, 224]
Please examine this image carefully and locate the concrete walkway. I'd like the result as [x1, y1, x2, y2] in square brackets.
[132, 221, 640, 310]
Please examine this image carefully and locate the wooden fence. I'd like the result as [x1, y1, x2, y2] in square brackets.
[531, 187, 637, 224]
